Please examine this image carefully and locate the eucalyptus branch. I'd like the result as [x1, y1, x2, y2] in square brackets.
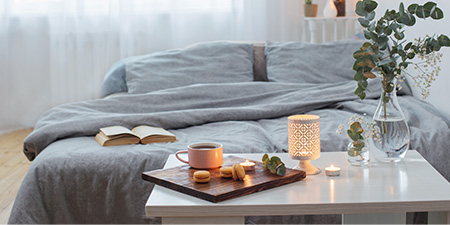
[353, 0, 450, 100]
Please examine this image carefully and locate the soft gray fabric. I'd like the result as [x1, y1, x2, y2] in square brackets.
[10, 77, 450, 224]
[125, 41, 254, 94]
[100, 55, 144, 98]
[265, 40, 413, 96]
[101, 43, 266, 97]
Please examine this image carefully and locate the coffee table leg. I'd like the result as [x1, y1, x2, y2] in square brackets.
[342, 212, 406, 224]
[428, 211, 450, 224]
[161, 216, 244, 224]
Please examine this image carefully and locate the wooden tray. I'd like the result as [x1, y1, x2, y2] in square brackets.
[142, 156, 306, 203]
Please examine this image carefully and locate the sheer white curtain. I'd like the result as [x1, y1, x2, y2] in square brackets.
[0, 0, 304, 133]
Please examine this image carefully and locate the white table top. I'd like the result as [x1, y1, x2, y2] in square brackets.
[145, 151, 450, 217]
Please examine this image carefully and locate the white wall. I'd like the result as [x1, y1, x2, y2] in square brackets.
[375, 0, 450, 116]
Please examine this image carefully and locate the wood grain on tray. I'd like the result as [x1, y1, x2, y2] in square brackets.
[142, 156, 306, 203]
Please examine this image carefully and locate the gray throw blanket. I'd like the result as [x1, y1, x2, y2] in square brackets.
[10, 80, 450, 224]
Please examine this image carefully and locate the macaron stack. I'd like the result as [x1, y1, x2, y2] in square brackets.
[231, 164, 245, 181]
[193, 164, 246, 183]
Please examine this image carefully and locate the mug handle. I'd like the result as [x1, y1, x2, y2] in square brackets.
[175, 150, 189, 164]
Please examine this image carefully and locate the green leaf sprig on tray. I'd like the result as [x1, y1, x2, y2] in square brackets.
[262, 153, 286, 176]
[353, 0, 450, 101]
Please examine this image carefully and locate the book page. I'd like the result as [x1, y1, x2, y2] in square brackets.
[100, 126, 136, 137]
[131, 125, 175, 139]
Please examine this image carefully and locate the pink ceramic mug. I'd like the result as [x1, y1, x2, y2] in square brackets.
[175, 142, 223, 169]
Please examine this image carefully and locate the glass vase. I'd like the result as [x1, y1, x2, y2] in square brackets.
[347, 142, 370, 166]
[369, 77, 410, 162]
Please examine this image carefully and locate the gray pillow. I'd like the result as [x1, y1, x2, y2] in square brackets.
[100, 55, 144, 98]
[265, 40, 366, 83]
[125, 41, 254, 94]
[265, 40, 412, 95]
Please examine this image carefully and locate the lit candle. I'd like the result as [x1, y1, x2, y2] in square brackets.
[325, 165, 341, 176]
[240, 160, 255, 172]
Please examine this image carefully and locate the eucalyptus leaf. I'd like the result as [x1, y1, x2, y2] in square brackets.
[365, 58, 376, 68]
[438, 34, 450, 46]
[399, 3, 405, 16]
[431, 8, 444, 19]
[348, 149, 357, 157]
[364, 30, 372, 39]
[353, 139, 365, 149]
[389, 22, 399, 30]
[356, 1, 368, 16]
[408, 4, 419, 14]
[350, 122, 363, 133]
[353, 50, 366, 59]
[415, 6, 427, 18]
[378, 36, 389, 50]
[363, 71, 376, 79]
[347, 129, 360, 141]
[354, 86, 364, 95]
[385, 82, 394, 93]
[261, 154, 286, 176]
[384, 9, 394, 20]
[354, 69, 364, 80]
[270, 156, 282, 165]
[269, 163, 277, 173]
[424, 2, 437, 11]
[384, 27, 393, 35]
[358, 92, 366, 100]
[370, 32, 378, 42]
[404, 42, 413, 50]
[353, 59, 363, 70]
[358, 79, 368, 88]
[366, 11, 376, 21]
[359, 18, 370, 28]
[262, 153, 268, 163]
[394, 31, 405, 40]
[364, 0, 378, 13]
[397, 13, 416, 26]
[276, 164, 286, 176]
[361, 42, 372, 50]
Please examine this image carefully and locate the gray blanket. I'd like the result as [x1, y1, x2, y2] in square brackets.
[10, 80, 450, 224]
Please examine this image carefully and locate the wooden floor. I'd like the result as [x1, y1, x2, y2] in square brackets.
[0, 128, 33, 224]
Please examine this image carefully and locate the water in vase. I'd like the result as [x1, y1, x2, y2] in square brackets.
[370, 118, 410, 162]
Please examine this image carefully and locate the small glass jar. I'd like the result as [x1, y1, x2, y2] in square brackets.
[347, 142, 370, 166]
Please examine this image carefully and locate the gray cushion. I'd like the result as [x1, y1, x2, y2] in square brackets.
[100, 55, 143, 98]
[265, 40, 366, 83]
[125, 41, 254, 94]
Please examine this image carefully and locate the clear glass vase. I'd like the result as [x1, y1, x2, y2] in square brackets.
[347, 142, 370, 166]
[369, 78, 410, 162]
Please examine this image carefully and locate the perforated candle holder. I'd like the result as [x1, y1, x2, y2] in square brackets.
[288, 114, 321, 175]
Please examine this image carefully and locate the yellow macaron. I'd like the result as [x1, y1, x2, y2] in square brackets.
[220, 167, 233, 178]
[193, 170, 210, 183]
[231, 164, 246, 181]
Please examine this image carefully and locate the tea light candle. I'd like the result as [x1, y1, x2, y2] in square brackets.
[325, 165, 340, 176]
[240, 160, 255, 172]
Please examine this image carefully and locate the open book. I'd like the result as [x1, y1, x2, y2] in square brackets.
[95, 125, 177, 146]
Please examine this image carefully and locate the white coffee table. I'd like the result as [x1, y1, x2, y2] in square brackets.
[145, 151, 450, 224]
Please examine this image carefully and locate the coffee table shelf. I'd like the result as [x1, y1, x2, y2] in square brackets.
[145, 151, 450, 224]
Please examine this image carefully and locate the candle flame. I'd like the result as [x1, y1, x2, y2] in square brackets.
[330, 164, 334, 168]
[245, 159, 249, 164]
